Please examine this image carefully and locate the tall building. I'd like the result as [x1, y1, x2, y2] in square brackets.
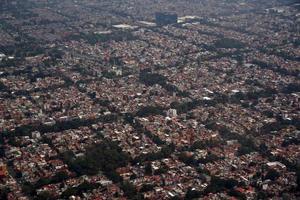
[167, 109, 177, 118]
[155, 12, 178, 26]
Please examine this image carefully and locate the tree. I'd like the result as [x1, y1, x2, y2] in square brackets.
[214, 38, 245, 49]
[237, 145, 254, 156]
[257, 191, 268, 199]
[170, 100, 200, 114]
[139, 71, 167, 86]
[102, 70, 117, 79]
[61, 187, 77, 199]
[61, 181, 100, 199]
[259, 143, 268, 153]
[204, 176, 238, 194]
[35, 178, 52, 188]
[105, 170, 123, 183]
[0, 187, 10, 200]
[121, 181, 137, 199]
[185, 188, 201, 199]
[136, 105, 164, 117]
[144, 162, 152, 175]
[296, 167, 300, 191]
[0, 146, 5, 158]
[66, 139, 130, 177]
[35, 191, 55, 200]
[22, 182, 35, 196]
[52, 171, 69, 183]
[228, 189, 246, 200]
[154, 166, 169, 175]
[265, 169, 280, 181]
[140, 184, 154, 193]
[282, 83, 300, 94]
[0, 82, 7, 91]
[198, 153, 220, 164]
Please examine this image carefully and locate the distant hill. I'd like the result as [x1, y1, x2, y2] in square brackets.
[277, 0, 300, 5]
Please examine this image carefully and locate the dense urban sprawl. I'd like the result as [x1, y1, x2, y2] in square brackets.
[0, 0, 299, 199]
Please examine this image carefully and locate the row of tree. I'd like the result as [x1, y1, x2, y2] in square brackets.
[67, 31, 138, 45]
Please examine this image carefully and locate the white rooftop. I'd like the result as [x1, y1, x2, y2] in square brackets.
[112, 24, 138, 29]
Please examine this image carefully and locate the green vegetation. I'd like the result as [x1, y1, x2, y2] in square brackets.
[204, 176, 239, 194]
[0, 187, 10, 200]
[61, 181, 101, 199]
[260, 116, 300, 135]
[198, 153, 221, 164]
[0, 81, 7, 91]
[154, 165, 169, 175]
[136, 105, 164, 117]
[139, 71, 167, 86]
[191, 140, 219, 150]
[0, 43, 44, 58]
[205, 121, 257, 155]
[21, 171, 70, 197]
[183, 175, 246, 199]
[61, 139, 130, 181]
[292, 39, 300, 47]
[102, 70, 117, 79]
[237, 145, 254, 156]
[22, 182, 36, 196]
[170, 99, 215, 114]
[139, 70, 189, 97]
[214, 38, 245, 49]
[35, 191, 55, 200]
[140, 184, 155, 193]
[228, 189, 247, 200]
[144, 162, 153, 175]
[265, 169, 280, 181]
[67, 31, 137, 44]
[34, 171, 69, 189]
[170, 101, 200, 114]
[297, 167, 300, 191]
[185, 188, 202, 199]
[252, 60, 299, 77]
[2, 114, 118, 138]
[120, 181, 137, 199]
[282, 83, 300, 94]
